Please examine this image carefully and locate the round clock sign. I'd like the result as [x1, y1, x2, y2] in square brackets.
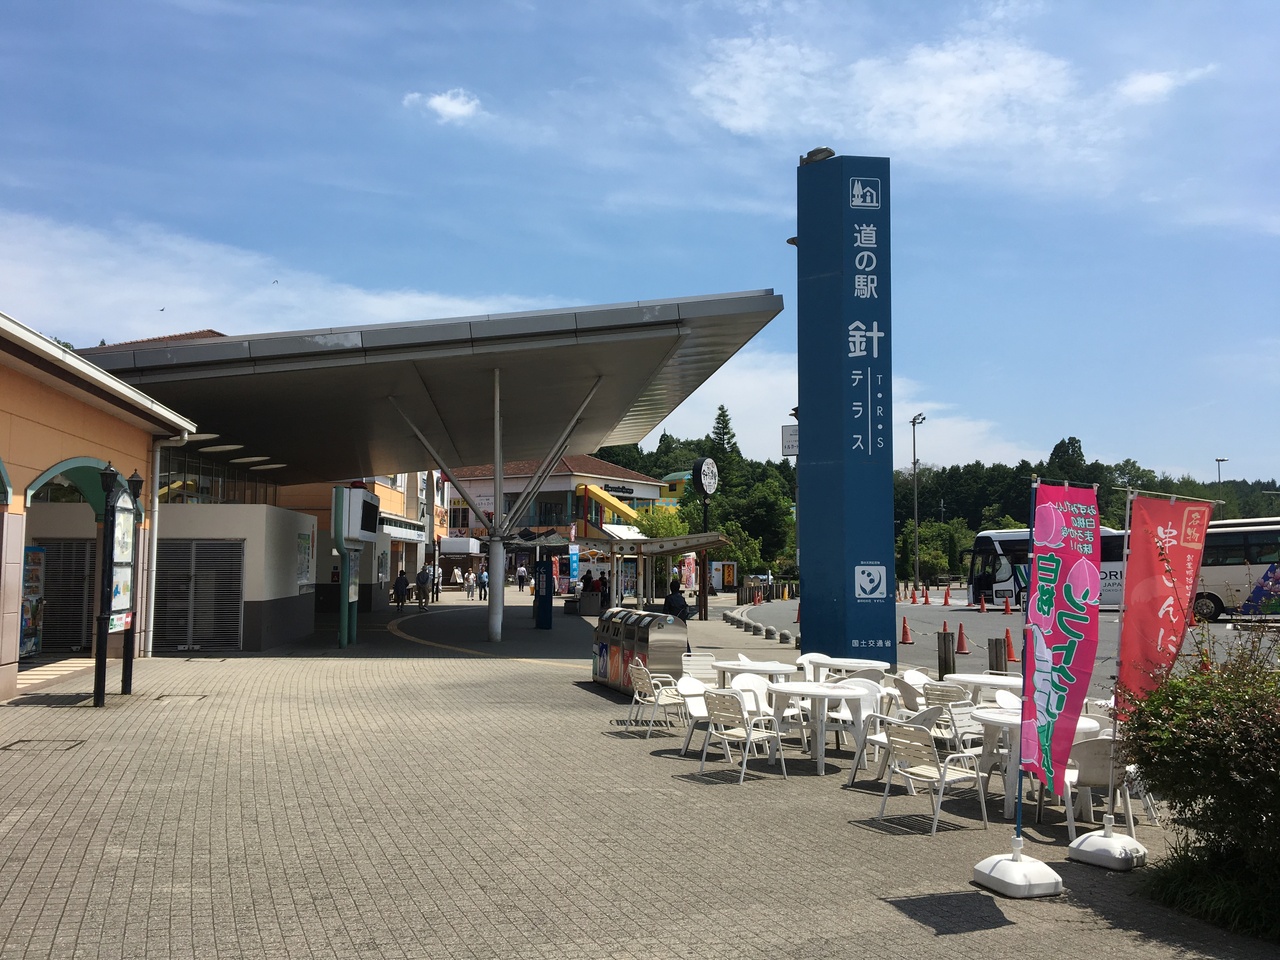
[692, 457, 718, 497]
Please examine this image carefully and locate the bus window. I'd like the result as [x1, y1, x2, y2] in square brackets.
[1203, 533, 1246, 566]
[1101, 534, 1125, 563]
[1246, 532, 1280, 565]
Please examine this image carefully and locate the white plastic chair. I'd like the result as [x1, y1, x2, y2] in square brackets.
[742, 675, 810, 750]
[627, 659, 683, 737]
[795, 652, 831, 682]
[675, 675, 710, 756]
[994, 689, 1022, 711]
[901, 669, 932, 691]
[877, 718, 990, 836]
[824, 678, 884, 753]
[1038, 736, 1139, 841]
[891, 675, 925, 714]
[847, 706, 944, 786]
[840, 667, 886, 684]
[681, 651, 718, 686]
[942, 701, 986, 755]
[699, 689, 789, 783]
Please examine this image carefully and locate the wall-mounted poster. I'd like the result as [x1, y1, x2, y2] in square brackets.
[21, 547, 45, 658]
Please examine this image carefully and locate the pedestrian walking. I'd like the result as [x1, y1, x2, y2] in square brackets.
[464, 570, 477, 600]
[392, 569, 409, 612]
[478, 567, 489, 600]
[415, 563, 431, 608]
[516, 563, 528, 593]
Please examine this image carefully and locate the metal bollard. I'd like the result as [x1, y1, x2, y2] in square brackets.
[987, 638, 1008, 673]
[937, 631, 956, 679]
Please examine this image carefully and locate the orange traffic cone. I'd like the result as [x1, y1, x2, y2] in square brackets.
[910, 588, 917, 604]
[1005, 627, 1020, 663]
[1002, 597, 1012, 616]
[979, 595, 987, 613]
[943, 586, 951, 606]
[956, 622, 971, 654]
[794, 601, 801, 624]
[923, 588, 931, 605]
[900, 617, 914, 645]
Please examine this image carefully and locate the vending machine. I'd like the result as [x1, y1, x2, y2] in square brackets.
[20, 546, 45, 658]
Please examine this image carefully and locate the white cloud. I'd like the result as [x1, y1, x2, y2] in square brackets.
[403, 88, 484, 124]
[0, 212, 554, 349]
[686, 29, 1214, 185]
[852, 38, 1077, 152]
[688, 36, 833, 136]
[1116, 66, 1215, 105]
[641, 352, 1042, 470]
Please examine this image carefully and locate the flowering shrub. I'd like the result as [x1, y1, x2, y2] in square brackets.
[1119, 623, 1280, 940]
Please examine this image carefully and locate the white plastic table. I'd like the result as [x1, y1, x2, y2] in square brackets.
[943, 672, 1023, 703]
[971, 707, 1102, 818]
[711, 660, 801, 687]
[767, 680, 874, 776]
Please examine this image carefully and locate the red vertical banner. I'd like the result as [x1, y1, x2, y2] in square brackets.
[1117, 497, 1212, 714]
[1020, 484, 1102, 797]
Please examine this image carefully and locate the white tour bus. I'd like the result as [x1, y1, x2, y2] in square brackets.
[963, 517, 1280, 621]
[1193, 517, 1280, 621]
[963, 526, 1127, 610]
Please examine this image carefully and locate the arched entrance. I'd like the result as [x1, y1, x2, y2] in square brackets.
[23, 458, 144, 657]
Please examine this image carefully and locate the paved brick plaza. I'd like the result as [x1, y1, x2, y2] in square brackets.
[0, 592, 1271, 960]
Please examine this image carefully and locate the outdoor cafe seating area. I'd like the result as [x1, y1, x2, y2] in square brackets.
[620, 650, 1156, 840]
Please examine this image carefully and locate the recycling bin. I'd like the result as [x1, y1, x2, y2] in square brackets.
[593, 606, 687, 692]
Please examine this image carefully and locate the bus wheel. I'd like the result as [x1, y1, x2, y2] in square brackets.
[1193, 593, 1223, 623]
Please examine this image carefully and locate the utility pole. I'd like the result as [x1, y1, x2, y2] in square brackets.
[910, 413, 926, 593]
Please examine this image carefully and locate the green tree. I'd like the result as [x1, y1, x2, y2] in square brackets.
[710, 519, 763, 573]
[632, 510, 689, 585]
[1044, 437, 1088, 481]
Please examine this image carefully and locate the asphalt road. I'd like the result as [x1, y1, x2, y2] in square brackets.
[743, 594, 1241, 700]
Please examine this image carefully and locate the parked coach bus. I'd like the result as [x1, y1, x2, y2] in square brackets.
[962, 527, 1126, 611]
[962, 517, 1280, 621]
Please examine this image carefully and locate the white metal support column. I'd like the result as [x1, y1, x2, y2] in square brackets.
[488, 368, 504, 643]
[390, 373, 601, 644]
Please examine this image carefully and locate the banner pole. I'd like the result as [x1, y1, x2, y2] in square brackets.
[1014, 475, 1041, 839]
[1103, 487, 1137, 814]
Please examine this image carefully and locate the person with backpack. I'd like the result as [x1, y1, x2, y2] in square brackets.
[662, 578, 689, 621]
[662, 578, 692, 654]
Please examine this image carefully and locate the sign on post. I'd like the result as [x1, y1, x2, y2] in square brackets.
[796, 154, 895, 662]
[781, 424, 798, 457]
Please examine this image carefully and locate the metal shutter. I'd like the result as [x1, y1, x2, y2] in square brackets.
[33, 539, 96, 654]
[154, 539, 244, 654]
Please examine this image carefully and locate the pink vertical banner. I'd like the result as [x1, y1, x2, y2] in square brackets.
[1116, 497, 1212, 716]
[1020, 483, 1102, 797]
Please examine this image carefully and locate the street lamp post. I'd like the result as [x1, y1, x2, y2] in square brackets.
[910, 413, 926, 593]
[1216, 457, 1229, 485]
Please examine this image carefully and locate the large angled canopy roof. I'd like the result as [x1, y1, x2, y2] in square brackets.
[81, 290, 783, 486]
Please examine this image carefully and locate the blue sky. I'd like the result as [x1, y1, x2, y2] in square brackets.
[3, 1, 1278, 482]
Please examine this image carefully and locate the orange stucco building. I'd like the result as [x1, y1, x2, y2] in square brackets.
[0, 312, 196, 701]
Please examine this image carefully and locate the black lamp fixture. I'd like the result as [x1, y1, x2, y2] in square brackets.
[99, 461, 119, 495]
[799, 146, 836, 165]
[127, 470, 144, 501]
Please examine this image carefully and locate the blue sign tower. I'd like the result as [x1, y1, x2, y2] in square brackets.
[796, 153, 896, 664]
